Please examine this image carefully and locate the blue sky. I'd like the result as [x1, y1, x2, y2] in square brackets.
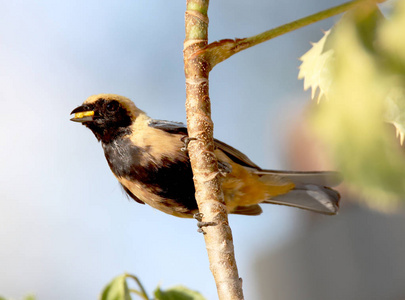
[0, 1, 342, 299]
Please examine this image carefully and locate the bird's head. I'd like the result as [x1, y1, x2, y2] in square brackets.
[71, 94, 144, 143]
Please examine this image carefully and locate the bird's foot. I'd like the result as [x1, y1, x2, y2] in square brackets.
[193, 213, 216, 234]
[180, 136, 197, 152]
[218, 161, 232, 176]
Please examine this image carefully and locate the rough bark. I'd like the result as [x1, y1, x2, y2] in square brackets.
[183, 0, 244, 299]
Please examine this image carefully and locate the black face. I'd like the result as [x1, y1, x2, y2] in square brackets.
[72, 98, 133, 143]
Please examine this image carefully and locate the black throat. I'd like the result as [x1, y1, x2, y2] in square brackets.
[83, 98, 133, 143]
[87, 123, 131, 144]
[102, 136, 150, 179]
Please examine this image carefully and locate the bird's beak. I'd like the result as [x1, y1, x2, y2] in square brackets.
[70, 105, 95, 123]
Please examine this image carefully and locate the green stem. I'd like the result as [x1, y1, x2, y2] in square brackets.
[125, 274, 150, 300]
[184, 0, 209, 44]
[201, 0, 385, 69]
[129, 289, 148, 300]
[244, 0, 380, 46]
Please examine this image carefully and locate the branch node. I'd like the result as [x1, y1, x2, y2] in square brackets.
[184, 39, 206, 51]
[185, 77, 209, 85]
[185, 10, 209, 25]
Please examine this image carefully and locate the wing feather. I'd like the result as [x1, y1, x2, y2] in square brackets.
[148, 119, 188, 135]
[147, 119, 260, 168]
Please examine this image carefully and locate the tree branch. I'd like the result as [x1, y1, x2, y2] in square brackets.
[194, 0, 386, 71]
[184, 0, 244, 299]
[183, 0, 386, 298]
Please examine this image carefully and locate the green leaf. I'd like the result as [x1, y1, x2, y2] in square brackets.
[308, 1, 405, 207]
[100, 274, 132, 300]
[298, 30, 334, 102]
[379, 0, 405, 145]
[154, 285, 206, 300]
[299, 2, 384, 103]
[378, 0, 405, 68]
[385, 85, 405, 145]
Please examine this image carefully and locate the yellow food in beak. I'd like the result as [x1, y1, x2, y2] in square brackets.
[70, 110, 95, 123]
[74, 111, 94, 119]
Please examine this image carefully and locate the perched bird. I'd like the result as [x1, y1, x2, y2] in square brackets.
[71, 94, 341, 218]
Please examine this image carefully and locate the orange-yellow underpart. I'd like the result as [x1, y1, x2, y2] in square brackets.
[221, 161, 295, 213]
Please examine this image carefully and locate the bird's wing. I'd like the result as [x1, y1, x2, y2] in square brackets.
[231, 204, 263, 216]
[148, 119, 260, 169]
[148, 119, 188, 135]
[213, 139, 261, 169]
[147, 119, 341, 184]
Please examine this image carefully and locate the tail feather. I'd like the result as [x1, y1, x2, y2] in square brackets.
[258, 170, 341, 215]
[255, 170, 342, 187]
[264, 185, 340, 215]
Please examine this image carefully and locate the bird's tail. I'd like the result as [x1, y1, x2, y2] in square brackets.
[256, 170, 342, 215]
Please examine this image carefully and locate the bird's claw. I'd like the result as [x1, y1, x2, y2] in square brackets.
[193, 213, 216, 234]
[181, 136, 197, 152]
[218, 161, 232, 177]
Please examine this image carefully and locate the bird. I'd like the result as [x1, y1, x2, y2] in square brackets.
[71, 94, 341, 218]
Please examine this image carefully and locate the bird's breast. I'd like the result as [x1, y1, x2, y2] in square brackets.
[102, 135, 198, 214]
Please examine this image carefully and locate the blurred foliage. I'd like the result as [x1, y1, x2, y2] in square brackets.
[0, 295, 35, 300]
[154, 286, 206, 300]
[101, 274, 132, 300]
[299, 0, 405, 210]
[100, 273, 206, 300]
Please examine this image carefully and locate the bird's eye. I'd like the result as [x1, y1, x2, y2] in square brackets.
[106, 101, 119, 112]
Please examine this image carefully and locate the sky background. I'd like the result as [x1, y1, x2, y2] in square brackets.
[1, 0, 351, 299]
